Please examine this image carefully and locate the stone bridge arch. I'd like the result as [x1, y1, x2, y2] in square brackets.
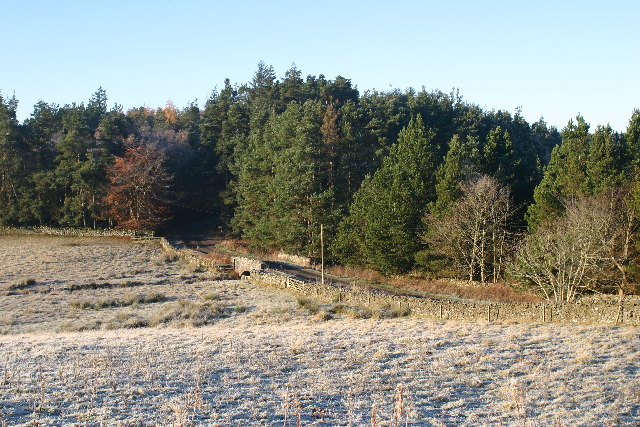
[232, 256, 265, 277]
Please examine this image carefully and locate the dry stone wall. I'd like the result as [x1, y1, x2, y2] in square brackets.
[158, 238, 225, 271]
[276, 252, 312, 266]
[249, 270, 639, 326]
[0, 226, 144, 237]
[12, 227, 632, 326]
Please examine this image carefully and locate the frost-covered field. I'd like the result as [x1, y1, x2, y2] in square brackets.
[0, 236, 303, 334]
[0, 236, 639, 426]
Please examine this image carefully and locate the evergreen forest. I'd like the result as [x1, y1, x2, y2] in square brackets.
[2, 62, 640, 301]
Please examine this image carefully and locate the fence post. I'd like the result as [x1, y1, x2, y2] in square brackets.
[615, 303, 623, 325]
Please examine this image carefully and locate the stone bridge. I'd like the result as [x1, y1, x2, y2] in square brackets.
[232, 256, 265, 277]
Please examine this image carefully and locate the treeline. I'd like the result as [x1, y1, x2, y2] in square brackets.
[2, 62, 639, 300]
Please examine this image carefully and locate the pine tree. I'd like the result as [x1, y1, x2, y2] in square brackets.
[334, 100, 367, 204]
[21, 101, 64, 224]
[200, 79, 250, 225]
[54, 106, 92, 226]
[526, 116, 591, 228]
[233, 101, 334, 256]
[24, 101, 62, 170]
[530, 118, 562, 164]
[333, 115, 438, 274]
[321, 76, 359, 105]
[321, 102, 340, 188]
[430, 134, 481, 215]
[248, 62, 279, 129]
[280, 64, 305, 104]
[51, 105, 111, 228]
[482, 126, 518, 183]
[86, 87, 108, 132]
[586, 125, 625, 193]
[269, 101, 330, 255]
[201, 79, 249, 179]
[0, 93, 28, 224]
[625, 109, 640, 173]
[178, 101, 201, 149]
[95, 107, 130, 157]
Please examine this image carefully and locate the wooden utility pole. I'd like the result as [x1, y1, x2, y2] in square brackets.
[320, 224, 325, 285]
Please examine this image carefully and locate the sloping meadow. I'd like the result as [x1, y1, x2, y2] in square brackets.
[0, 236, 638, 425]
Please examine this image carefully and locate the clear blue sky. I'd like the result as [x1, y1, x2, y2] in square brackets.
[2, 0, 638, 131]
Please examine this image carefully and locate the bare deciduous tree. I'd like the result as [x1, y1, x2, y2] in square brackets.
[424, 176, 514, 283]
[512, 189, 638, 302]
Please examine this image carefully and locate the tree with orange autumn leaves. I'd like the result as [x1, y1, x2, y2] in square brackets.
[105, 145, 173, 230]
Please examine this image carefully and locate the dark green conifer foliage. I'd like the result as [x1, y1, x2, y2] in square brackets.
[201, 79, 249, 177]
[530, 118, 561, 164]
[625, 109, 640, 173]
[526, 116, 632, 230]
[248, 62, 279, 130]
[86, 87, 108, 132]
[19, 101, 65, 224]
[452, 103, 483, 141]
[229, 63, 282, 233]
[0, 94, 28, 224]
[52, 106, 109, 227]
[270, 101, 330, 254]
[200, 80, 250, 225]
[333, 115, 438, 274]
[430, 135, 481, 215]
[321, 76, 359, 105]
[280, 65, 305, 104]
[358, 90, 411, 161]
[179, 101, 202, 149]
[24, 101, 62, 170]
[321, 102, 340, 189]
[334, 100, 367, 202]
[232, 101, 334, 255]
[586, 125, 625, 193]
[526, 116, 591, 228]
[408, 89, 456, 158]
[482, 126, 519, 184]
[95, 107, 130, 157]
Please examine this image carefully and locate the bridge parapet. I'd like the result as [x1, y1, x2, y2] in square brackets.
[232, 256, 265, 276]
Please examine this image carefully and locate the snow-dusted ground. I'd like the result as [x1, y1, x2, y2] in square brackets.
[0, 236, 638, 426]
[0, 236, 303, 334]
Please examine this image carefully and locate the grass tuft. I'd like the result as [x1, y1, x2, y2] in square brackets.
[374, 304, 411, 319]
[103, 312, 149, 329]
[202, 293, 220, 301]
[315, 309, 333, 321]
[7, 278, 37, 291]
[329, 304, 372, 319]
[297, 298, 320, 314]
[157, 251, 179, 264]
[70, 292, 168, 310]
[149, 300, 223, 327]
